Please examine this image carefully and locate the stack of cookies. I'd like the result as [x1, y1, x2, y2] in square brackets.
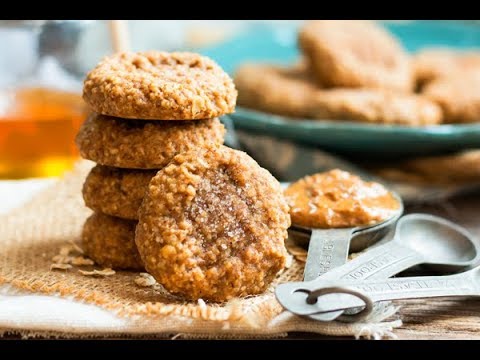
[76, 51, 237, 271]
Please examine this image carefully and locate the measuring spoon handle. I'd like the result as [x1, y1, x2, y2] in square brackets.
[277, 240, 427, 316]
[303, 228, 353, 281]
[318, 240, 424, 282]
[309, 268, 480, 314]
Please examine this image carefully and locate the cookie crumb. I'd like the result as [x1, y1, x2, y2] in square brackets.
[59, 245, 74, 256]
[50, 263, 73, 271]
[79, 268, 116, 277]
[134, 273, 157, 287]
[51, 254, 94, 266]
[284, 254, 294, 269]
[70, 242, 85, 254]
[51, 254, 71, 264]
[71, 256, 95, 266]
[349, 252, 361, 260]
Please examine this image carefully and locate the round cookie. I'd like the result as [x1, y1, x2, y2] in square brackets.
[235, 63, 321, 118]
[414, 48, 480, 87]
[312, 88, 442, 126]
[376, 150, 480, 185]
[76, 114, 225, 169]
[136, 146, 290, 302]
[235, 63, 440, 125]
[422, 73, 480, 123]
[83, 51, 237, 120]
[83, 165, 157, 220]
[284, 169, 400, 229]
[82, 213, 144, 270]
[299, 20, 412, 91]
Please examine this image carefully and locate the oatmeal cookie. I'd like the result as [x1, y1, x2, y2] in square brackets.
[82, 213, 144, 270]
[235, 63, 322, 118]
[422, 73, 480, 123]
[235, 63, 439, 125]
[312, 88, 442, 125]
[414, 48, 480, 87]
[76, 113, 225, 169]
[83, 165, 157, 220]
[83, 51, 237, 120]
[299, 20, 412, 91]
[376, 150, 480, 185]
[136, 146, 290, 302]
[285, 169, 400, 229]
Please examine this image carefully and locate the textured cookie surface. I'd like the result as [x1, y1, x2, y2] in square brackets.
[83, 51, 237, 120]
[299, 20, 412, 91]
[422, 74, 480, 123]
[136, 146, 290, 302]
[236, 63, 438, 125]
[235, 63, 322, 118]
[312, 88, 442, 125]
[414, 48, 480, 87]
[76, 114, 225, 169]
[376, 150, 480, 185]
[83, 165, 157, 220]
[82, 213, 144, 270]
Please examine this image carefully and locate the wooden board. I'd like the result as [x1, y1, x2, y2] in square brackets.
[390, 190, 480, 340]
[396, 297, 480, 339]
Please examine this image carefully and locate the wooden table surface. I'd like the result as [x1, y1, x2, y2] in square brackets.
[389, 190, 480, 340]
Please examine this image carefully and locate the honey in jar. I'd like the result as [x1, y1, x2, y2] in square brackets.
[0, 87, 87, 179]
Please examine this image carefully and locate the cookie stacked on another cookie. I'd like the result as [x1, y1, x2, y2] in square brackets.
[76, 51, 237, 270]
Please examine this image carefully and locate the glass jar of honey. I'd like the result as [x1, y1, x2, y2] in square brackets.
[0, 20, 92, 179]
[0, 87, 87, 178]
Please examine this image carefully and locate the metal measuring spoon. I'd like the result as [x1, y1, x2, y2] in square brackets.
[279, 265, 480, 321]
[294, 191, 403, 282]
[276, 214, 480, 318]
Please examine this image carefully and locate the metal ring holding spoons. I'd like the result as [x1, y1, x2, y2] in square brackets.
[305, 286, 374, 322]
[288, 265, 480, 319]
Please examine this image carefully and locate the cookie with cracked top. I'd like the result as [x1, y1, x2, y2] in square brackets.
[83, 51, 237, 120]
[299, 20, 413, 91]
[136, 146, 290, 302]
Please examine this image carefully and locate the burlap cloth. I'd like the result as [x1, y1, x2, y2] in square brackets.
[0, 160, 401, 339]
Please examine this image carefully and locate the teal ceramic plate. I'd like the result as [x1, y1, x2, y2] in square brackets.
[203, 21, 480, 157]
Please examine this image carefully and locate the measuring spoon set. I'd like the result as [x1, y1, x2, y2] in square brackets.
[277, 209, 480, 321]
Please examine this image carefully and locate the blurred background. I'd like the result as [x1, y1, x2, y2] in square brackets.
[1, 20, 479, 183]
[0, 20, 265, 179]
